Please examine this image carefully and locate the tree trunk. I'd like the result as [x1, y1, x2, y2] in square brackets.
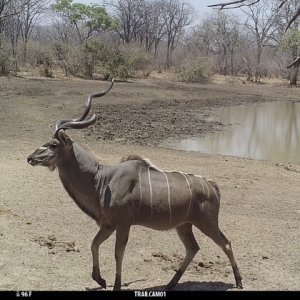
[222, 45, 227, 75]
[254, 46, 264, 83]
[166, 41, 172, 67]
[23, 40, 28, 63]
[230, 49, 234, 75]
[287, 56, 300, 86]
[290, 64, 299, 86]
[83, 43, 93, 78]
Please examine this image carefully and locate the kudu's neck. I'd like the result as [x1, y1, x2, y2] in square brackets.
[57, 142, 102, 222]
[58, 143, 98, 189]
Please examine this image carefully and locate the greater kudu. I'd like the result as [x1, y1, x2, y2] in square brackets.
[27, 79, 243, 291]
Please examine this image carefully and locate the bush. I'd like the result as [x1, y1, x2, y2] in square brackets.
[36, 50, 54, 77]
[0, 48, 11, 75]
[80, 41, 124, 79]
[122, 45, 151, 77]
[176, 61, 208, 83]
[53, 43, 81, 76]
[82, 40, 150, 80]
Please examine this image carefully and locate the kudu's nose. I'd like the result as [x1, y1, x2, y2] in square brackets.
[27, 156, 32, 164]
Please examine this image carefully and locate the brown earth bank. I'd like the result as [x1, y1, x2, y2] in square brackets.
[0, 76, 299, 292]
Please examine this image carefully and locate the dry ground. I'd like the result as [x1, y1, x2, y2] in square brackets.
[0, 75, 299, 292]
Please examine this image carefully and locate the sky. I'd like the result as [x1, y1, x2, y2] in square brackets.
[189, 0, 215, 18]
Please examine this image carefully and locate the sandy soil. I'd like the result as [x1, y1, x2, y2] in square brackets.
[0, 76, 299, 292]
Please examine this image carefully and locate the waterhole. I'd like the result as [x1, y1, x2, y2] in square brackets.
[161, 101, 300, 164]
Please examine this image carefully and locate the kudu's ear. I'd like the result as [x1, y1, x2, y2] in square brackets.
[57, 130, 72, 150]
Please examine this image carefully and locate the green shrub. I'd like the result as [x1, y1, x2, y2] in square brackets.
[176, 62, 208, 83]
[81, 41, 120, 79]
[82, 40, 149, 80]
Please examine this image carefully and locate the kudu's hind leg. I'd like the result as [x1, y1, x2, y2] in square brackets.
[113, 223, 131, 291]
[91, 224, 115, 289]
[166, 223, 200, 290]
[195, 223, 243, 289]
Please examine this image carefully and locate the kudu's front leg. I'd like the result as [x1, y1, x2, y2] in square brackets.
[113, 224, 131, 291]
[91, 223, 115, 289]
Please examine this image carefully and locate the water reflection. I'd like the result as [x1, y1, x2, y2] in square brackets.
[162, 102, 300, 164]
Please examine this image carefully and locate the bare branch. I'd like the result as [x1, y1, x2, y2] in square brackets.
[285, 6, 300, 32]
[208, 0, 260, 10]
[287, 56, 300, 69]
[223, 0, 260, 10]
[279, 0, 289, 9]
[0, 0, 30, 21]
[209, 0, 300, 32]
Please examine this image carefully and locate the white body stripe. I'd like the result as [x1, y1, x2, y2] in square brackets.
[204, 178, 210, 198]
[161, 172, 172, 224]
[143, 164, 217, 220]
[147, 167, 153, 215]
[196, 175, 210, 198]
[207, 180, 219, 200]
[138, 166, 143, 209]
[195, 175, 205, 198]
[178, 172, 193, 217]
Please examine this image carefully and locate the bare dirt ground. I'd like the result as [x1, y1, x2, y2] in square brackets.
[0, 75, 299, 292]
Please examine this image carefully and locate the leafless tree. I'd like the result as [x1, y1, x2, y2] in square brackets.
[277, 0, 300, 85]
[190, 21, 215, 57]
[51, 13, 77, 45]
[209, 0, 299, 31]
[106, 0, 193, 66]
[0, 0, 28, 45]
[107, 0, 146, 45]
[18, 0, 50, 62]
[161, 0, 194, 67]
[0, 0, 48, 65]
[2, 1, 24, 71]
[49, 14, 78, 76]
[213, 12, 241, 75]
[0, 0, 26, 22]
[241, 0, 280, 82]
[189, 12, 241, 75]
[137, 0, 166, 58]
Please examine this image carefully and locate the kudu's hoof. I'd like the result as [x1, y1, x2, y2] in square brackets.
[98, 278, 107, 289]
[92, 273, 107, 289]
[165, 282, 176, 291]
[236, 282, 243, 289]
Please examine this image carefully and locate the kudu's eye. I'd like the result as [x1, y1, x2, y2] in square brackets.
[50, 144, 58, 150]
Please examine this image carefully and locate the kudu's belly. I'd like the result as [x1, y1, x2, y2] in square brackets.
[132, 194, 193, 230]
